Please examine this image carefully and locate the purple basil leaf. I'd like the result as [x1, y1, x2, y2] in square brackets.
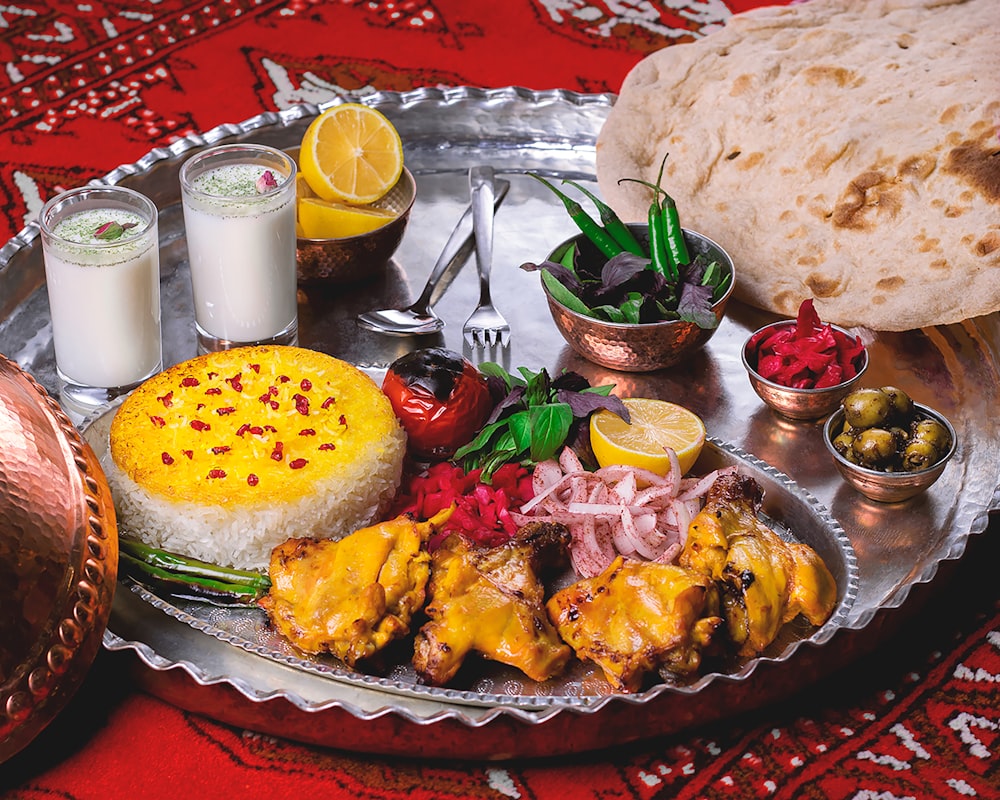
[556, 388, 630, 422]
[520, 260, 583, 295]
[551, 371, 590, 393]
[677, 281, 719, 329]
[599, 252, 649, 292]
[485, 384, 526, 425]
[681, 253, 709, 285]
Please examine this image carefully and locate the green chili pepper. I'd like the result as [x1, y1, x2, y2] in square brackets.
[118, 537, 271, 604]
[562, 179, 645, 257]
[660, 193, 690, 268]
[530, 174, 623, 259]
[647, 202, 670, 278]
[119, 552, 267, 604]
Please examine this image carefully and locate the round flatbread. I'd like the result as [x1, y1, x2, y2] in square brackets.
[596, 0, 1000, 332]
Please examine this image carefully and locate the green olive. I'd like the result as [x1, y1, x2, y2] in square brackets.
[843, 388, 893, 429]
[880, 386, 914, 421]
[889, 426, 909, 443]
[852, 428, 899, 468]
[832, 432, 856, 457]
[903, 440, 940, 471]
[910, 418, 951, 453]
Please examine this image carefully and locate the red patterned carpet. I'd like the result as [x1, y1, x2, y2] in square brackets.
[1, 1, 998, 797]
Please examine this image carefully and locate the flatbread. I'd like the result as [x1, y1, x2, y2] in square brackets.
[596, 0, 1000, 332]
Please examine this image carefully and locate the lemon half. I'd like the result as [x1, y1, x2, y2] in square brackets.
[590, 398, 706, 476]
[299, 103, 404, 205]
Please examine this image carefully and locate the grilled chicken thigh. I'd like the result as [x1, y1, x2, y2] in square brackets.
[412, 521, 572, 686]
[546, 556, 723, 692]
[259, 509, 452, 667]
[679, 473, 838, 657]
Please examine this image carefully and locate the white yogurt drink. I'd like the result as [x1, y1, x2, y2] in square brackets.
[179, 144, 298, 352]
[39, 186, 162, 410]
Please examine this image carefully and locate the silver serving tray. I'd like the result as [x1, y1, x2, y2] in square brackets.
[3, 87, 999, 756]
[83, 402, 858, 711]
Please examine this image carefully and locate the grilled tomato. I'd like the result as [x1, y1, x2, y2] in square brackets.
[382, 348, 493, 460]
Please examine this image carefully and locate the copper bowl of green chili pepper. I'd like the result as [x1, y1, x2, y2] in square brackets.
[531, 221, 736, 372]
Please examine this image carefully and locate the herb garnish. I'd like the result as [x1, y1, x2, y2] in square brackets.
[453, 363, 628, 481]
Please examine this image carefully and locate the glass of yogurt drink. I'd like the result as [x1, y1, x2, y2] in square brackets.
[179, 143, 298, 353]
[39, 185, 163, 410]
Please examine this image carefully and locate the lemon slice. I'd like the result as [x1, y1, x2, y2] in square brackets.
[297, 196, 396, 239]
[590, 398, 706, 476]
[299, 103, 404, 204]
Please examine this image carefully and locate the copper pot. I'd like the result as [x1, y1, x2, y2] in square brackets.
[0, 353, 118, 762]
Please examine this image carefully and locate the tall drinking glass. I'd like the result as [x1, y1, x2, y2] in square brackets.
[179, 143, 298, 353]
[39, 185, 163, 410]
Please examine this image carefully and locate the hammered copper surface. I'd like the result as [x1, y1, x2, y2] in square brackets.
[294, 165, 416, 285]
[0, 353, 117, 763]
[542, 226, 735, 372]
[741, 321, 870, 420]
[823, 404, 957, 503]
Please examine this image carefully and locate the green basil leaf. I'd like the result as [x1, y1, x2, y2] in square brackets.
[558, 241, 578, 272]
[620, 291, 644, 324]
[478, 361, 515, 390]
[700, 260, 720, 287]
[479, 446, 520, 483]
[523, 368, 552, 408]
[541, 269, 592, 315]
[529, 403, 573, 462]
[506, 409, 533, 452]
[453, 417, 509, 461]
[592, 304, 626, 323]
[517, 365, 540, 385]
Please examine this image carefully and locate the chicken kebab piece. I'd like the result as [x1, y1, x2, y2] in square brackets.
[259, 509, 453, 667]
[679, 472, 838, 657]
[412, 521, 573, 686]
[546, 556, 723, 693]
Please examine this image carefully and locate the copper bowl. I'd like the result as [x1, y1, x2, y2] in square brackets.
[287, 147, 416, 285]
[542, 226, 735, 372]
[742, 321, 869, 420]
[823, 403, 957, 503]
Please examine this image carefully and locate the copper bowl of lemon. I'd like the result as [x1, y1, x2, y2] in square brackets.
[289, 104, 416, 285]
[589, 397, 706, 477]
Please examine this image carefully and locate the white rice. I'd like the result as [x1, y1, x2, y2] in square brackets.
[102, 426, 406, 571]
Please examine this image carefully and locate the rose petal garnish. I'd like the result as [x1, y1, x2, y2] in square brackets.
[256, 170, 279, 193]
[93, 221, 138, 240]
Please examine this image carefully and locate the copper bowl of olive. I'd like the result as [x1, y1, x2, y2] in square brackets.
[822, 386, 957, 503]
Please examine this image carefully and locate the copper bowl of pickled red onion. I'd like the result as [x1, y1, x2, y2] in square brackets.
[741, 314, 869, 421]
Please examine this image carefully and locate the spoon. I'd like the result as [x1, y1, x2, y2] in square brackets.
[356, 177, 510, 336]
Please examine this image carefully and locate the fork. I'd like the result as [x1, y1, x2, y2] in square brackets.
[463, 166, 510, 348]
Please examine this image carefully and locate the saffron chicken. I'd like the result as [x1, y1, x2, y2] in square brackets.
[546, 556, 723, 692]
[679, 473, 838, 657]
[259, 509, 452, 667]
[412, 521, 573, 686]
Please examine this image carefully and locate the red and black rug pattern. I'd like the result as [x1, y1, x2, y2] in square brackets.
[1, 0, 771, 245]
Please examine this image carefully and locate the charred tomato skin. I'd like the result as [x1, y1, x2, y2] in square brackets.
[382, 348, 493, 460]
